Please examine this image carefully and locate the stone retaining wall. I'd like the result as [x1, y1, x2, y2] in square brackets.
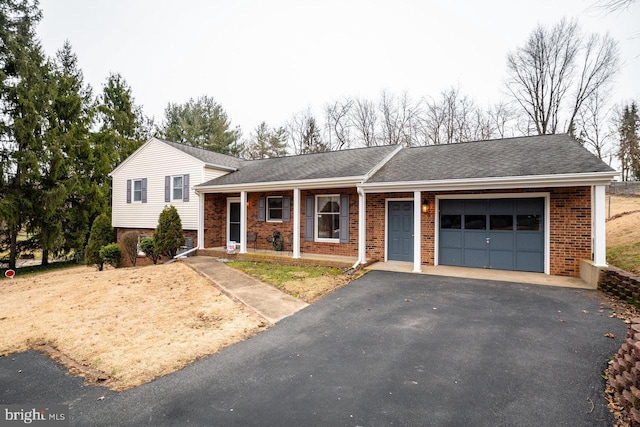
[599, 267, 640, 306]
[608, 318, 640, 425]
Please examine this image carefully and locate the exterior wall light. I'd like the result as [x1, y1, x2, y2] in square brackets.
[421, 199, 429, 213]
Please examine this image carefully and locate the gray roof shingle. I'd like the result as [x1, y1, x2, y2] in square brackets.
[366, 134, 614, 183]
[197, 145, 399, 187]
[157, 138, 244, 169]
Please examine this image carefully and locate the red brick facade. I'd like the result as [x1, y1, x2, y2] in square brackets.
[201, 185, 593, 277]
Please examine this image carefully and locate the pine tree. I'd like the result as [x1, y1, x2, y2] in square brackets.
[159, 95, 242, 154]
[300, 117, 328, 154]
[243, 122, 288, 159]
[0, 0, 48, 269]
[618, 102, 640, 181]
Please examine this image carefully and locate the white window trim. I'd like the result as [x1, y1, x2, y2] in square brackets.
[266, 196, 284, 222]
[315, 194, 340, 243]
[171, 175, 183, 201]
[132, 178, 143, 203]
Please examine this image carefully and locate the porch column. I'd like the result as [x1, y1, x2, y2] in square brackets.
[358, 188, 366, 265]
[240, 191, 247, 254]
[293, 188, 301, 258]
[197, 192, 205, 248]
[413, 191, 422, 273]
[593, 185, 607, 266]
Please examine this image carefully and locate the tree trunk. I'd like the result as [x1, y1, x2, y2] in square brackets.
[9, 229, 17, 270]
[41, 249, 49, 266]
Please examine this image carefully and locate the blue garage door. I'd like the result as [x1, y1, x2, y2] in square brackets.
[439, 198, 544, 272]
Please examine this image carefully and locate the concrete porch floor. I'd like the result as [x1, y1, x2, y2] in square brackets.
[196, 247, 591, 289]
[366, 261, 592, 289]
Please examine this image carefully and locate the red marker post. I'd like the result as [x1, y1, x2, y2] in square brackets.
[4, 269, 15, 279]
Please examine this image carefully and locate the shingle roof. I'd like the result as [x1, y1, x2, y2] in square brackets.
[366, 134, 614, 183]
[197, 145, 399, 187]
[157, 138, 244, 169]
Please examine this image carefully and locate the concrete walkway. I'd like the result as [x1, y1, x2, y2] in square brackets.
[183, 256, 308, 324]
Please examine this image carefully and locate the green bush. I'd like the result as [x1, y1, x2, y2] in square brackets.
[99, 243, 121, 268]
[139, 236, 160, 264]
[120, 231, 140, 266]
[154, 205, 184, 258]
[85, 214, 115, 271]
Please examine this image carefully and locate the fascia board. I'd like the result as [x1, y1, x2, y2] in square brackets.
[195, 176, 365, 193]
[358, 172, 618, 192]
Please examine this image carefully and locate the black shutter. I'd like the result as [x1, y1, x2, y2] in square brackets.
[282, 197, 291, 222]
[165, 176, 170, 202]
[258, 197, 266, 222]
[339, 195, 349, 243]
[126, 179, 131, 203]
[305, 196, 314, 241]
[183, 174, 189, 202]
[141, 178, 147, 203]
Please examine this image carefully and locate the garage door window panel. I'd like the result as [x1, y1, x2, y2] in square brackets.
[464, 215, 486, 230]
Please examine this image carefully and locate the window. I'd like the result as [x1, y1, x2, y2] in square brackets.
[490, 215, 513, 231]
[133, 179, 143, 202]
[464, 215, 486, 230]
[517, 215, 541, 231]
[267, 196, 283, 221]
[172, 175, 183, 201]
[441, 214, 462, 229]
[316, 195, 340, 241]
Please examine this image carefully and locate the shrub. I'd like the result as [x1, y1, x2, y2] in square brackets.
[120, 231, 140, 266]
[139, 236, 160, 265]
[85, 214, 115, 271]
[99, 243, 121, 268]
[154, 205, 184, 258]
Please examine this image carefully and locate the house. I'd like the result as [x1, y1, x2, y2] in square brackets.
[109, 137, 243, 244]
[193, 134, 615, 278]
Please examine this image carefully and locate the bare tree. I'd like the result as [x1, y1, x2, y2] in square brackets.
[286, 109, 328, 154]
[506, 19, 619, 136]
[377, 90, 420, 146]
[324, 98, 353, 151]
[349, 97, 378, 147]
[487, 102, 518, 139]
[575, 89, 615, 160]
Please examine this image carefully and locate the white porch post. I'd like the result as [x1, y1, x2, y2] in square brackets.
[293, 188, 301, 258]
[240, 191, 247, 254]
[358, 188, 366, 265]
[593, 185, 607, 266]
[413, 191, 422, 273]
[197, 192, 205, 249]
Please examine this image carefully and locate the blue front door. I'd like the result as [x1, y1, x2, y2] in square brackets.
[388, 201, 414, 262]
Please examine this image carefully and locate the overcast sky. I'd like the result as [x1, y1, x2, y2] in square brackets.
[37, 0, 639, 136]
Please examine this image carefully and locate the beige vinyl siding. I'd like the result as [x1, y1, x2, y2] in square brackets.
[112, 139, 230, 230]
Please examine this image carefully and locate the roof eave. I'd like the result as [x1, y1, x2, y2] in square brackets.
[195, 176, 365, 193]
[203, 163, 239, 172]
[359, 171, 618, 192]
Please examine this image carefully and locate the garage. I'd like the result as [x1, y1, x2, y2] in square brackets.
[439, 198, 544, 272]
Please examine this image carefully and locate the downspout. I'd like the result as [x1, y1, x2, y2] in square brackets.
[352, 186, 367, 270]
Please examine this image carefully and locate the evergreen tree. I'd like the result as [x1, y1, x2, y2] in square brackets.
[0, 0, 47, 269]
[618, 102, 640, 181]
[300, 116, 328, 154]
[243, 122, 288, 159]
[85, 213, 114, 271]
[158, 95, 242, 155]
[154, 205, 184, 258]
[94, 72, 150, 176]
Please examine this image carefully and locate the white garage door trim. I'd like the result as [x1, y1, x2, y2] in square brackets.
[435, 192, 550, 275]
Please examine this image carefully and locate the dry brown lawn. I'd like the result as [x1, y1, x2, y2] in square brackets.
[0, 262, 265, 391]
[607, 195, 640, 247]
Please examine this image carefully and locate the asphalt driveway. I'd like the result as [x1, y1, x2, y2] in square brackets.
[1, 271, 627, 426]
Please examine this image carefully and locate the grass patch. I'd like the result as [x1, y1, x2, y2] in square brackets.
[227, 261, 350, 303]
[608, 243, 640, 274]
[1, 260, 78, 280]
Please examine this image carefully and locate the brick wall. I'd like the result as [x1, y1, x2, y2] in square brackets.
[115, 227, 197, 267]
[599, 267, 640, 306]
[606, 317, 640, 425]
[202, 186, 593, 277]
